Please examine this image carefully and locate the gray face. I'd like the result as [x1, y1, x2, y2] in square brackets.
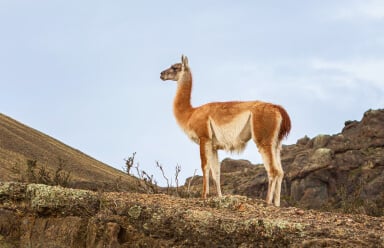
[160, 63, 182, 81]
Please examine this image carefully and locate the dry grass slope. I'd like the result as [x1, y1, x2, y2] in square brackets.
[0, 113, 142, 192]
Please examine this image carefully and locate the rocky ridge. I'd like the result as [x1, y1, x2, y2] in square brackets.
[1, 182, 383, 247]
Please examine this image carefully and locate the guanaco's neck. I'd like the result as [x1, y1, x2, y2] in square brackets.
[173, 70, 194, 126]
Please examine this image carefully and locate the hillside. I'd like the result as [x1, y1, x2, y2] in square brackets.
[1, 182, 383, 247]
[186, 109, 384, 216]
[0, 113, 142, 192]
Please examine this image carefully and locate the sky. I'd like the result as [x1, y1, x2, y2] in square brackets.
[1, 0, 383, 186]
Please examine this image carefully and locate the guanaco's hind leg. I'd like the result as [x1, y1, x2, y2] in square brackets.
[252, 110, 284, 206]
[209, 147, 222, 197]
[199, 138, 209, 199]
[273, 143, 284, 206]
[258, 145, 283, 206]
[259, 146, 275, 204]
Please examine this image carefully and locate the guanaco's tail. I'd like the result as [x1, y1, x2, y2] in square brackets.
[276, 105, 291, 141]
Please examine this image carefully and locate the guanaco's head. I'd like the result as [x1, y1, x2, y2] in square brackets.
[160, 55, 189, 81]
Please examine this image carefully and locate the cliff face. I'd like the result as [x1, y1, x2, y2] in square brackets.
[1, 182, 383, 247]
[282, 109, 384, 213]
[188, 109, 384, 216]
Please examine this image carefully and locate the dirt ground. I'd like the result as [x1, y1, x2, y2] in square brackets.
[1, 183, 383, 247]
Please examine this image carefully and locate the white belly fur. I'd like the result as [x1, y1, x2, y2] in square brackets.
[209, 111, 252, 152]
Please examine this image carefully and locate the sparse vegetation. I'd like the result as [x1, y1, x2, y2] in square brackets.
[325, 179, 384, 217]
[123, 152, 136, 175]
[53, 158, 71, 187]
[155, 161, 169, 191]
[11, 158, 72, 187]
[175, 164, 181, 196]
[135, 164, 158, 194]
[124, 152, 158, 194]
[123, 153, 200, 198]
[27, 159, 38, 183]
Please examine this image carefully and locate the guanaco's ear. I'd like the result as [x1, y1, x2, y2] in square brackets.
[181, 55, 189, 70]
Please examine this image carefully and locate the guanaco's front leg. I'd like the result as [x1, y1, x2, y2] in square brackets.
[199, 137, 210, 199]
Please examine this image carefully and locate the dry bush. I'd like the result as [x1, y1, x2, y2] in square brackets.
[13, 158, 72, 187]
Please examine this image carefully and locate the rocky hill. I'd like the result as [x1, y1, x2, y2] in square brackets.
[187, 109, 384, 216]
[0, 113, 142, 192]
[1, 110, 384, 247]
[1, 182, 383, 247]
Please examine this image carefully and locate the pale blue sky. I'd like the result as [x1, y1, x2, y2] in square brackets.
[1, 1, 383, 186]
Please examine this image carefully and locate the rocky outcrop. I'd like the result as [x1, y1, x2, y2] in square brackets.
[187, 109, 384, 216]
[1, 182, 383, 247]
[283, 109, 384, 214]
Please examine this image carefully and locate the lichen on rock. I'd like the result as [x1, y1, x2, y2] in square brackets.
[128, 205, 142, 219]
[26, 184, 98, 215]
[205, 195, 248, 210]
